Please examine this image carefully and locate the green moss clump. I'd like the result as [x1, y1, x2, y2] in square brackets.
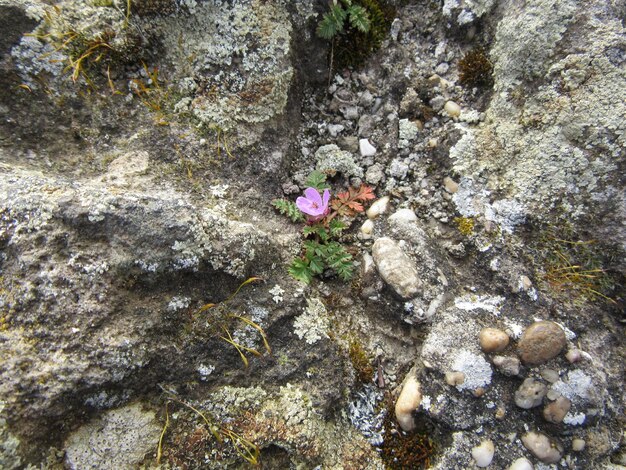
[458, 48, 494, 89]
[334, 0, 395, 68]
[348, 339, 374, 383]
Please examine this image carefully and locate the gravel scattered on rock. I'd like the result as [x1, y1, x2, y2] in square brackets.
[508, 457, 534, 470]
[492, 355, 521, 376]
[471, 439, 495, 467]
[366, 196, 390, 219]
[395, 375, 422, 431]
[543, 396, 571, 424]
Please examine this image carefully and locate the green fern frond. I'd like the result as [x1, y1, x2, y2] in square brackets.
[317, 4, 348, 39]
[304, 170, 330, 191]
[329, 219, 347, 237]
[272, 199, 305, 223]
[289, 258, 314, 284]
[325, 242, 354, 280]
[348, 5, 371, 33]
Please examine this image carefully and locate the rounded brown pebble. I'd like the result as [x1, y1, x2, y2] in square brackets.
[518, 321, 566, 365]
[479, 328, 510, 353]
[543, 396, 571, 424]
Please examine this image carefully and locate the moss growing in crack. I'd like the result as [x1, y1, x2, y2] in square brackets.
[458, 47, 494, 89]
[348, 338, 374, 383]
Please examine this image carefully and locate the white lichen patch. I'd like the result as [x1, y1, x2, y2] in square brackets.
[167, 296, 191, 312]
[454, 294, 505, 316]
[269, 284, 284, 304]
[452, 350, 492, 392]
[551, 370, 593, 402]
[348, 385, 385, 446]
[293, 297, 330, 344]
[197, 364, 215, 381]
[232, 305, 269, 350]
[563, 412, 586, 426]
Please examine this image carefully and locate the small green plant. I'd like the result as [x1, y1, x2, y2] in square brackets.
[317, 0, 372, 40]
[273, 171, 375, 284]
[30, 2, 146, 90]
[195, 277, 271, 368]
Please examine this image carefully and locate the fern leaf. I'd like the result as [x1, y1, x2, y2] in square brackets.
[304, 170, 330, 191]
[308, 256, 325, 274]
[272, 199, 305, 223]
[289, 258, 313, 284]
[324, 242, 354, 280]
[348, 5, 371, 33]
[329, 219, 347, 237]
[317, 4, 347, 40]
[303, 224, 329, 242]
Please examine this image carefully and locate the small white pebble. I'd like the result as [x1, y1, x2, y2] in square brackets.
[443, 176, 459, 193]
[359, 138, 377, 157]
[445, 371, 465, 386]
[444, 100, 461, 117]
[572, 438, 585, 451]
[520, 275, 533, 290]
[479, 327, 510, 353]
[508, 457, 534, 470]
[360, 219, 374, 239]
[566, 348, 582, 363]
[471, 440, 495, 467]
[366, 196, 390, 220]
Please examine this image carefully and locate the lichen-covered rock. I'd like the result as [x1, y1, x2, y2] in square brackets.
[64, 403, 161, 470]
[450, 0, 626, 254]
[372, 237, 420, 299]
[0, 166, 282, 444]
[315, 144, 364, 179]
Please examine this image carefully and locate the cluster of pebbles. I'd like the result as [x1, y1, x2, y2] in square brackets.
[395, 319, 589, 467]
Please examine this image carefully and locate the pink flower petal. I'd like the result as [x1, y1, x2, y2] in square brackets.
[304, 187, 323, 206]
[296, 197, 314, 214]
[322, 189, 330, 208]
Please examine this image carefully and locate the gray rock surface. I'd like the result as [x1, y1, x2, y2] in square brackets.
[0, 0, 623, 468]
[64, 403, 161, 469]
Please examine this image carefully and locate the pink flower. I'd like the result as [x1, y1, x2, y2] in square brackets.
[296, 187, 331, 222]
